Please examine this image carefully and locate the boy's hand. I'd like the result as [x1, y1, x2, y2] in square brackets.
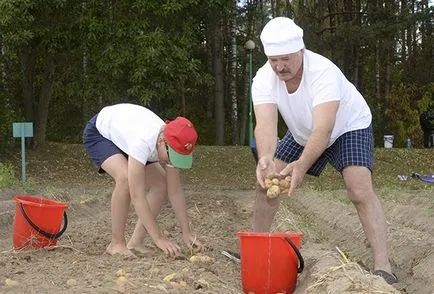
[155, 237, 181, 257]
[183, 233, 204, 253]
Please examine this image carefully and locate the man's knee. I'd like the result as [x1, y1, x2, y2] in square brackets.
[343, 166, 375, 204]
[346, 183, 376, 205]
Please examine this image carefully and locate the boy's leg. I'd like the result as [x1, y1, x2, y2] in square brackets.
[127, 163, 168, 253]
[101, 154, 135, 256]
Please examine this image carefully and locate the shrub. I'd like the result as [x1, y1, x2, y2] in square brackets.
[0, 163, 16, 188]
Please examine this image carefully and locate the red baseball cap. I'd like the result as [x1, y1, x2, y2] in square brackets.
[164, 117, 198, 169]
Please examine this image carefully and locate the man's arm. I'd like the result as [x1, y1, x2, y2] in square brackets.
[254, 103, 279, 159]
[280, 101, 339, 196]
[254, 103, 279, 186]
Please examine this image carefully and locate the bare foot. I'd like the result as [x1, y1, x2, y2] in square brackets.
[106, 243, 136, 257]
[127, 242, 151, 254]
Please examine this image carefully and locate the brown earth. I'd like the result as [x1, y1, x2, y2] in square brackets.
[0, 143, 433, 294]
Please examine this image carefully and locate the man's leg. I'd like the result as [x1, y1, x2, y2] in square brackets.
[127, 163, 168, 253]
[253, 159, 287, 231]
[101, 154, 135, 256]
[342, 166, 392, 273]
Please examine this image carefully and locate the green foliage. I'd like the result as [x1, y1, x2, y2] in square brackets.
[385, 76, 433, 147]
[0, 0, 433, 146]
[417, 83, 434, 112]
[386, 82, 421, 147]
[0, 93, 20, 151]
[0, 162, 16, 188]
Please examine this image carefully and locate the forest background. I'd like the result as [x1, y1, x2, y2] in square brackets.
[0, 0, 432, 150]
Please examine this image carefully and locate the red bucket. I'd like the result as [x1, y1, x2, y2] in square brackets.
[13, 196, 68, 249]
[237, 232, 304, 294]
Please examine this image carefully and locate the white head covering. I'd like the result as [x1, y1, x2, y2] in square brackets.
[260, 17, 304, 56]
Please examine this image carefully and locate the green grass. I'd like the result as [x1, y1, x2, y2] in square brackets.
[184, 145, 433, 193]
[183, 145, 257, 191]
[1, 143, 433, 195]
[0, 163, 16, 188]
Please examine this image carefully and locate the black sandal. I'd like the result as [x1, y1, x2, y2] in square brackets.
[374, 270, 398, 285]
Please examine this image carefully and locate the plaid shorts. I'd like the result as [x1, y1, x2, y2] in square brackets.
[275, 125, 374, 176]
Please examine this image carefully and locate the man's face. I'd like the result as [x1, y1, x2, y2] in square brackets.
[268, 50, 303, 81]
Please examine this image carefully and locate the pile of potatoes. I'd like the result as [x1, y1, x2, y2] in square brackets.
[264, 176, 291, 198]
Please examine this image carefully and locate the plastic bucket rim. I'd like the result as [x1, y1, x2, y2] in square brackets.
[14, 195, 68, 209]
[237, 231, 304, 238]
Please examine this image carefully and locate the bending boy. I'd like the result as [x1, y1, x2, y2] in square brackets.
[83, 103, 203, 257]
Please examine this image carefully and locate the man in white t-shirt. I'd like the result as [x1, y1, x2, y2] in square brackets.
[252, 17, 397, 284]
[83, 103, 203, 257]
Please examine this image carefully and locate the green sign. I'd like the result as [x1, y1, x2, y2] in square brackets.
[12, 122, 34, 182]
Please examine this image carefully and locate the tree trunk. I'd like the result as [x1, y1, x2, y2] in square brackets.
[20, 43, 36, 123]
[180, 78, 186, 116]
[271, 0, 276, 17]
[353, 0, 362, 88]
[209, 12, 225, 145]
[81, 0, 92, 125]
[326, 0, 337, 61]
[34, 58, 56, 148]
[343, 0, 353, 78]
[0, 37, 8, 94]
[400, 0, 407, 63]
[230, 2, 239, 145]
[375, 40, 381, 107]
[240, 60, 248, 145]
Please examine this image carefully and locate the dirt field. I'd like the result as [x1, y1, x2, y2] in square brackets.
[0, 143, 433, 293]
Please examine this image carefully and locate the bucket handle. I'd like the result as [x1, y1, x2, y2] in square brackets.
[19, 203, 68, 239]
[284, 237, 304, 273]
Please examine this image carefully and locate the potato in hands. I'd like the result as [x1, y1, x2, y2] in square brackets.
[265, 176, 291, 198]
[266, 185, 281, 198]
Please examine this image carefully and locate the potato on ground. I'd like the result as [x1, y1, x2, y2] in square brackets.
[190, 254, 213, 263]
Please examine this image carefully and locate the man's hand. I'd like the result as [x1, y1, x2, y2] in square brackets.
[154, 237, 181, 257]
[280, 159, 309, 197]
[183, 233, 204, 253]
[256, 155, 277, 188]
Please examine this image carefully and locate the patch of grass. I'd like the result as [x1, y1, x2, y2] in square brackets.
[0, 163, 16, 188]
[185, 146, 433, 195]
[292, 148, 434, 196]
[20, 178, 35, 191]
[1, 143, 432, 194]
[183, 145, 257, 191]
